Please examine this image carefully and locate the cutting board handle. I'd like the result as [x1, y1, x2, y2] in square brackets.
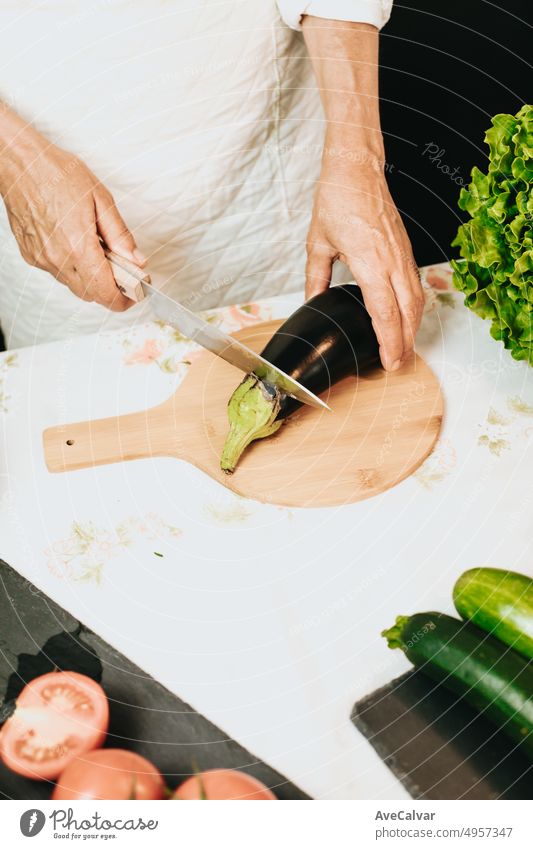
[43, 410, 162, 472]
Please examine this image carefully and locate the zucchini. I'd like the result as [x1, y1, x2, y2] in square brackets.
[382, 612, 533, 757]
[453, 568, 533, 660]
[220, 285, 379, 472]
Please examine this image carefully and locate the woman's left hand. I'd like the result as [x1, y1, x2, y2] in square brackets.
[305, 146, 425, 372]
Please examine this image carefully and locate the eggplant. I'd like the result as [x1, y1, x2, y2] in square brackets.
[220, 284, 380, 473]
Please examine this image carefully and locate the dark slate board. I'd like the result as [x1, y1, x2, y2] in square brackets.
[0, 560, 309, 800]
[351, 670, 532, 800]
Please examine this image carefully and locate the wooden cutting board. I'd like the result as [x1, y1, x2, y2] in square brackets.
[43, 320, 443, 508]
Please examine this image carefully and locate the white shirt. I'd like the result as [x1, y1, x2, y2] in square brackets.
[0, 1, 394, 348]
[277, 0, 393, 30]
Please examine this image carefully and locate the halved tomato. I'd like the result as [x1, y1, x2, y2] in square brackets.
[172, 769, 276, 800]
[52, 749, 165, 800]
[0, 671, 108, 780]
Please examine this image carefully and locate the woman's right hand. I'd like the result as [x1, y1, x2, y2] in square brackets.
[0, 105, 145, 311]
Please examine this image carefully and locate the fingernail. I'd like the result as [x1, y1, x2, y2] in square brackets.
[391, 359, 402, 371]
[133, 248, 147, 266]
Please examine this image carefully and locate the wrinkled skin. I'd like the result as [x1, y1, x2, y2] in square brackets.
[306, 152, 424, 370]
[0, 105, 145, 310]
[303, 18, 425, 371]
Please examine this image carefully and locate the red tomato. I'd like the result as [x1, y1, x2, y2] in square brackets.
[52, 749, 165, 800]
[0, 671, 108, 780]
[173, 769, 276, 800]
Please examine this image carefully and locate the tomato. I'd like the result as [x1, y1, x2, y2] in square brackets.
[52, 749, 165, 800]
[0, 671, 108, 780]
[172, 769, 276, 800]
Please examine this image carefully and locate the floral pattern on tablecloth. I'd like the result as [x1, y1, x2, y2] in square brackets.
[415, 383, 533, 488]
[203, 498, 255, 525]
[0, 352, 17, 412]
[121, 322, 202, 375]
[112, 268, 455, 377]
[120, 301, 273, 375]
[44, 513, 182, 584]
[421, 263, 457, 312]
[477, 397, 533, 457]
[414, 438, 457, 489]
[478, 408, 513, 456]
[507, 396, 533, 417]
[423, 264, 454, 291]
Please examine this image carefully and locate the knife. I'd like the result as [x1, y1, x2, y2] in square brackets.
[104, 248, 330, 411]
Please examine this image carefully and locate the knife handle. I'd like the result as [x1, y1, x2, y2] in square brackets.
[103, 247, 150, 303]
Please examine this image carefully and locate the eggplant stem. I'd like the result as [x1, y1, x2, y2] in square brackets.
[220, 374, 283, 473]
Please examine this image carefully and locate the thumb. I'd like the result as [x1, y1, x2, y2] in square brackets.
[305, 243, 333, 300]
[94, 187, 146, 266]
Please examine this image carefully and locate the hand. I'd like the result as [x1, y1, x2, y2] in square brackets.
[306, 147, 424, 371]
[301, 17, 425, 371]
[0, 117, 145, 311]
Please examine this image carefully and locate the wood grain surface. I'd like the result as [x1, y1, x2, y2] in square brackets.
[43, 320, 444, 507]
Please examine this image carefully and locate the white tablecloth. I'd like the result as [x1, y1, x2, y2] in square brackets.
[1, 262, 532, 799]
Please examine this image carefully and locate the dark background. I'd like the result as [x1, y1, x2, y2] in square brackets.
[379, 0, 531, 267]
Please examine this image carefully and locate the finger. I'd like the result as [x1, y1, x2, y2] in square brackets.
[349, 261, 403, 371]
[94, 188, 146, 266]
[391, 267, 425, 358]
[77, 237, 133, 312]
[305, 241, 334, 300]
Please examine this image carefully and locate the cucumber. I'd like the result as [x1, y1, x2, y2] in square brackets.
[382, 612, 533, 757]
[453, 568, 533, 660]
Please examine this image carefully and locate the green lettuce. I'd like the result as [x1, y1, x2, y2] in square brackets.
[451, 104, 533, 363]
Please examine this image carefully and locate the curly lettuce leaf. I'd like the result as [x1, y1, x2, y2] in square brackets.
[452, 104, 533, 364]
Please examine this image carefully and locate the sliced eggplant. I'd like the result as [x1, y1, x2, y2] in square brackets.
[220, 284, 379, 473]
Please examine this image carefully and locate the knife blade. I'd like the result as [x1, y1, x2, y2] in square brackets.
[105, 249, 330, 411]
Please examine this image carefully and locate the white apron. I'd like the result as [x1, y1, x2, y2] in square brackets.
[0, 0, 328, 347]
